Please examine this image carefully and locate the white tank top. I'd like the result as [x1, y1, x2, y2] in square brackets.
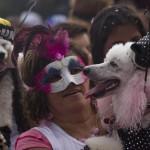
[34, 123, 86, 150]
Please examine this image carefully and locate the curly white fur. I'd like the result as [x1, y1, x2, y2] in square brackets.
[85, 42, 150, 150]
[0, 73, 14, 127]
[85, 136, 123, 150]
[85, 42, 150, 128]
[0, 39, 14, 128]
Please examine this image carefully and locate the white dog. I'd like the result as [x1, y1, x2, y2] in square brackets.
[0, 38, 14, 128]
[0, 38, 15, 149]
[0, 18, 28, 149]
[84, 40, 150, 150]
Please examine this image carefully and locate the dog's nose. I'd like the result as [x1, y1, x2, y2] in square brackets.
[83, 67, 91, 75]
[83, 145, 90, 150]
[0, 52, 5, 60]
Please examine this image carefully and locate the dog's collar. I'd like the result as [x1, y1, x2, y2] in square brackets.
[135, 65, 146, 71]
[132, 57, 147, 71]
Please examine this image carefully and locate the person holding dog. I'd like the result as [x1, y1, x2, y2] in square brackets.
[13, 25, 107, 150]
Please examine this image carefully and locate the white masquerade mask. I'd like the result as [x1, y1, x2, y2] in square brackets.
[35, 56, 87, 93]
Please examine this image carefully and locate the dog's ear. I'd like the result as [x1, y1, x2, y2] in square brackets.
[131, 43, 142, 54]
[130, 32, 150, 68]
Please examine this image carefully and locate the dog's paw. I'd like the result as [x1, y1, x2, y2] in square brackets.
[85, 136, 123, 150]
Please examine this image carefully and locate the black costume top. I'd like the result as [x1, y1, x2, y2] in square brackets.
[118, 126, 150, 150]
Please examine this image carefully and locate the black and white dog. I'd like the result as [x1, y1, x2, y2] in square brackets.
[84, 33, 150, 150]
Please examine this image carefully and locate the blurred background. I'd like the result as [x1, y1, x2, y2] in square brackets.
[0, 0, 69, 19]
[0, 0, 149, 30]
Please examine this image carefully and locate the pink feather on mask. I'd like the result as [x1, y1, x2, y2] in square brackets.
[43, 30, 70, 60]
[34, 69, 51, 93]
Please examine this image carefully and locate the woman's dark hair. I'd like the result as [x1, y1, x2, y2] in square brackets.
[13, 25, 56, 126]
[90, 4, 146, 64]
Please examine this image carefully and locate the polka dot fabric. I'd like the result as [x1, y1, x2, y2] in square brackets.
[131, 32, 150, 69]
[118, 127, 150, 150]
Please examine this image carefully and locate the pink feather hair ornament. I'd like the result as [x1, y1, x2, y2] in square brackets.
[32, 30, 70, 93]
[40, 29, 70, 61]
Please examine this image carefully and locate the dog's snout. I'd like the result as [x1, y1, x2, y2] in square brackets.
[83, 67, 91, 75]
[83, 145, 90, 150]
[0, 52, 5, 60]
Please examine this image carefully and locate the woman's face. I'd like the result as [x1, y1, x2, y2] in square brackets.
[73, 33, 91, 52]
[45, 56, 90, 114]
[48, 80, 89, 115]
[103, 24, 142, 56]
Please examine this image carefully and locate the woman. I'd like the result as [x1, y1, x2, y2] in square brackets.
[14, 25, 103, 150]
[90, 4, 146, 64]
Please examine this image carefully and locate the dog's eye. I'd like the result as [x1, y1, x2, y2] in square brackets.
[1, 43, 6, 47]
[110, 61, 118, 67]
